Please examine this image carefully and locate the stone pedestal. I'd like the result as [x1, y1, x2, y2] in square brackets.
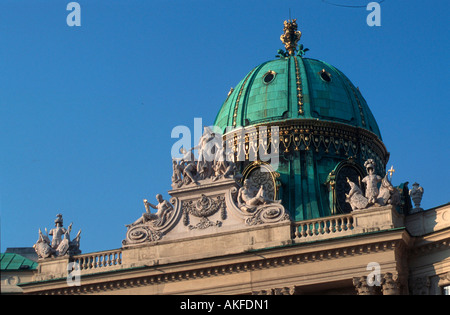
[33, 256, 70, 282]
[352, 205, 404, 233]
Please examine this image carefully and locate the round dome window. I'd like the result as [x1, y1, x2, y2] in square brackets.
[263, 71, 276, 84]
[319, 69, 332, 82]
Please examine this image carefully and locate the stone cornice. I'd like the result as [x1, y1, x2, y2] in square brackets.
[22, 228, 409, 295]
[409, 230, 450, 257]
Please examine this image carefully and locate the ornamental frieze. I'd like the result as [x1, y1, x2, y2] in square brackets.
[223, 120, 389, 170]
[182, 194, 226, 230]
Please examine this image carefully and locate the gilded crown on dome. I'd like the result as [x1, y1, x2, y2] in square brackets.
[280, 19, 302, 56]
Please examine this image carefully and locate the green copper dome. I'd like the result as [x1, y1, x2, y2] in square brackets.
[213, 19, 389, 221]
[214, 56, 382, 140]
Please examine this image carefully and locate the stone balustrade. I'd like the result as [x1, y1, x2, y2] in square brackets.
[292, 213, 354, 242]
[292, 205, 404, 243]
[73, 249, 123, 274]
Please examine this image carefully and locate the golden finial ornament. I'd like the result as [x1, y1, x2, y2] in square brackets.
[280, 19, 302, 56]
[388, 165, 395, 178]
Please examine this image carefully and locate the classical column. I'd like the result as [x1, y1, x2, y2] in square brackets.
[353, 276, 377, 295]
[381, 272, 400, 295]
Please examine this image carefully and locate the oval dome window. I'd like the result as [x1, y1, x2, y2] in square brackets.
[319, 69, 332, 82]
[263, 71, 276, 84]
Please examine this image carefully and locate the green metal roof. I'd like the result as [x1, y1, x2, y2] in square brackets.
[214, 56, 382, 140]
[212, 55, 389, 222]
[0, 253, 38, 271]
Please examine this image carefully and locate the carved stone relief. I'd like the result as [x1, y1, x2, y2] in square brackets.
[244, 167, 276, 201]
[182, 194, 226, 230]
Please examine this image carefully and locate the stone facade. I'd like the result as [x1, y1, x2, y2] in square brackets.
[18, 203, 450, 295]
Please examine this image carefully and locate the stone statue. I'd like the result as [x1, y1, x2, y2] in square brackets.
[171, 159, 182, 184]
[346, 162, 402, 211]
[377, 173, 400, 206]
[345, 178, 369, 211]
[409, 182, 424, 211]
[212, 146, 236, 181]
[124, 195, 176, 245]
[33, 214, 81, 259]
[172, 148, 198, 186]
[172, 127, 225, 187]
[362, 159, 382, 205]
[128, 194, 173, 227]
[49, 214, 67, 249]
[191, 127, 220, 179]
[237, 179, 280, 213]
[172, 127, 242, 188]
[34, 229, 53, 259]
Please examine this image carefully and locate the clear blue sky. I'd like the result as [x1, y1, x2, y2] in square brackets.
[1, 0, 449, 254]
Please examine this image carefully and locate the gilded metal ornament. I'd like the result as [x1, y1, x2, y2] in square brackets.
[280, 19, 302, 56]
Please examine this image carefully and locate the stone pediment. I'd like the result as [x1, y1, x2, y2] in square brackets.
[123, 177, 289, 248]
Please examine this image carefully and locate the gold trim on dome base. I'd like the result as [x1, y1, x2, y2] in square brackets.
[222, 119, 389, 170]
